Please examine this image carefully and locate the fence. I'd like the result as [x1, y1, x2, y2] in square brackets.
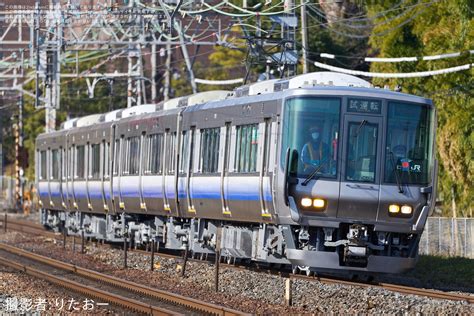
[419, 217, 474, 259]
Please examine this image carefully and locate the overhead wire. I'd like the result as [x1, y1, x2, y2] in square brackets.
[306, 0, 411, 30]
[319, 50, 474, 62]
[313, 61, 474, 78]
[303, 0, 441, 38]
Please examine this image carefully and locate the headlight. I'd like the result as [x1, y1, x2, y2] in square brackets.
[401, 205, 412, 214]
[300, 197, 326, 211]
[388, 204, 413, 216]
[313, 198, 325, 208]
[301, 197, 312, 207]
[388, 204, 400, 214]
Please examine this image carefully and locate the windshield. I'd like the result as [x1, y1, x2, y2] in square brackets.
[282, 97, 340, 178]
[346, 121, 378, 183]
[385, 102, 434, 185]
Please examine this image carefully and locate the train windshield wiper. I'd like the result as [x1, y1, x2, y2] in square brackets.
[388, 149, 404, 193]
[302, 160, 327, 186]
[353, 119, 367, 138]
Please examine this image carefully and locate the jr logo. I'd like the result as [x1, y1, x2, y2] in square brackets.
[397, 159, 422, 173]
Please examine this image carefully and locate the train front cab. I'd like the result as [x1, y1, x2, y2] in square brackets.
[277, 88, 437, 273]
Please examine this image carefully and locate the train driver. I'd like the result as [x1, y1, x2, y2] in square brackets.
[301, 126, 330, 172]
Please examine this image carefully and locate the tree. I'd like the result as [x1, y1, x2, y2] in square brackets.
[171, 27, 246, 96]
[367, 0, 474, 216]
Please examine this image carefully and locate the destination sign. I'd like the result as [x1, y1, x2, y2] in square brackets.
[348, 99, 382, 114]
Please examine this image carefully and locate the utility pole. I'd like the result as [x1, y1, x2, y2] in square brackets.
[14, 91, 23, 211]
[300, 0, 308, 74]
[151, 0, 158, 103]
[44, 0, 60, 132]
[164, 43, 171, 101]
[151, 39, 157, 103]
[127, 0, 134, 108]
[34, 0, 40, 109]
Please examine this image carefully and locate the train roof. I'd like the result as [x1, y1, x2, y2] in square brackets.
[45, 72, 432, 137]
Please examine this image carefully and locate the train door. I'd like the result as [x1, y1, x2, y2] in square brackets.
[49, 147, 63, 210]
[67, 145, 76, 209]
[138, 132, 146, 212]
[101, 140, 112, 213]
[338, 115, 382, 220]
[112, 136, 123, 212]
[185, 128, 196, 215]
[177, 128, 194, 216]
[161, 131, 168, 212]
[61, 145, 68, 209]
[108, 127, 116, 214]
[46, 148, 52, 208]
[220, 123, 231, 216]
[258, 119, 273, 218]
[163, 130, 178, 215]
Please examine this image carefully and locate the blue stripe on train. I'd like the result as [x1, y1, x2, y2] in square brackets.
[49, 183, 272, 202]
[75, 191, 271, 202]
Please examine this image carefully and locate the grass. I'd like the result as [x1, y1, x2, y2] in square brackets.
[405, 255, 474, 292]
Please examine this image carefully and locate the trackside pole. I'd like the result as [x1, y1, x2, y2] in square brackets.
[123, 236, 128, 269]
[63, 226, 66, 249]
[72, 235, 76, 252]
[4, 214, 6, 232]
[150, 240, 155, 271]
[285, 278, 292, 306]
[81, 229, 85, 254]
[181, 243, 189, 277]
[214, 223, 222, 292]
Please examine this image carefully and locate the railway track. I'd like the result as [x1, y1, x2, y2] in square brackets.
[0, 242, 246, 315]
[0, 253, 179, 315]
[2, 217, 473, 305]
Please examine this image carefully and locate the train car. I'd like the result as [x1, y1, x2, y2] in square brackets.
[36, 72, 437, 273]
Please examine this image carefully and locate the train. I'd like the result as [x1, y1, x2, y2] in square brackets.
[36, 72, 438, 274]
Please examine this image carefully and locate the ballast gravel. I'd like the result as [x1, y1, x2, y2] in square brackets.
[0, 265, 117, 314]
[0, 228, 473, 315]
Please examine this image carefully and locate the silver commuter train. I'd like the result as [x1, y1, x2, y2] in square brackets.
[36, 72, 437, 274]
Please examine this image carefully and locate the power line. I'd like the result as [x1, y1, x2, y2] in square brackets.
[304, 0, 440, 39]
[313, 61, 474, 78]
[319, 50, 474, 62]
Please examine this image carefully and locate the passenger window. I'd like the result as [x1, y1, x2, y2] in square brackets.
[51, 149, 60, 180]
[345, 122, 378, 183]
[125, 136, 140, 175]
[103, 142, 110, 178]
[180, 131, 191, 173]
[121, 138, 130, 175]
[262, 119, 272, 173]
[68, 147, 74, 179]
[223, 123, 231, 172]
[145, 134, 163, 174]
[234, 124, 259, 173]
[62, 148, 66, 180]
[166, 132, 176, 174]
[40, 150, 47, 180]
[90, 144, 100, 179]
[200, 127, 220, 173]
[75, 145, 85, 179]
[113, 139, 120, 176]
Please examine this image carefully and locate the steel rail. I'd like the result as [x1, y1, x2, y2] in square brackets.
[0, 255, 179, 315]
[2, 218, 473, 304]
[0, 242, 246, 316]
